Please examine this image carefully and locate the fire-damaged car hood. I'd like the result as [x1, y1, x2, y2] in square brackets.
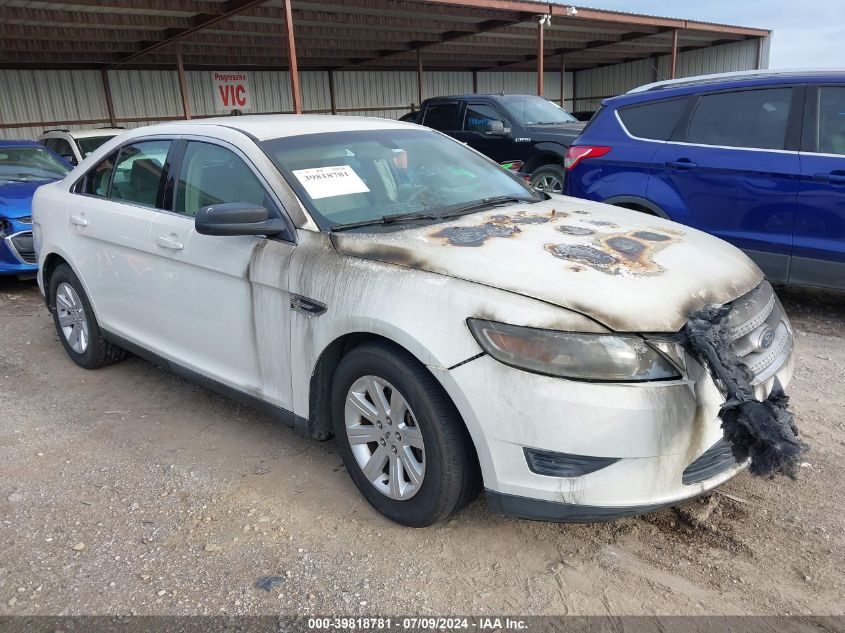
[330, 197, 764, 333]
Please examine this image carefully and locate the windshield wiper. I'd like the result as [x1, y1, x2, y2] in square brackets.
[330, 195, 540, 232]
[331, 211, 446, 231]
[437, 195, 540, 218]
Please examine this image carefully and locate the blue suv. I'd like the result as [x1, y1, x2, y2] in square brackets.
[565, 70, 845, 291]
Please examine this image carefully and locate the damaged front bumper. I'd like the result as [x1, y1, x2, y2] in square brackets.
[434, 283, 795, 522]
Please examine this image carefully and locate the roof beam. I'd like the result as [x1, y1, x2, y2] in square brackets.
[19, 0, 227, 15]
[106, 0, 271, 68]
[0, 6, 195, 30]
[340, 16, 532, 69]
[490, 28, 662, 69]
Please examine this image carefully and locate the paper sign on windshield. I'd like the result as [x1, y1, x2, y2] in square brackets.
[292, 165, 370, 199]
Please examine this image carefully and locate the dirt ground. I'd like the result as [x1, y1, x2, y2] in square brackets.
[1, 277, 843, 617]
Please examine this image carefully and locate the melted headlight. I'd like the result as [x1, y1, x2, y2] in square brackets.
[468, 319, 682, 382]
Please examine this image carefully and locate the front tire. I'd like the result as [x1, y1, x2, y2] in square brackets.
[331, 342, 480, 527]
[530, 163, 566, 194]
[49, 264, 127, 369]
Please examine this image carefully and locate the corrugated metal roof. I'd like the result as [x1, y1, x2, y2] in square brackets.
[0, 0, 769, 72]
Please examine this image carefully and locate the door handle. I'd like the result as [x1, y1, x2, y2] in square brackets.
[156, 236, 184, 250]
[814, 172, 845, 185]
[69, 215, 88, 227]
[665, 160, 697, 170]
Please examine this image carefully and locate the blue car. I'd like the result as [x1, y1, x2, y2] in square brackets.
[564, 70, 845, 291]
[0, 140, 71, 278]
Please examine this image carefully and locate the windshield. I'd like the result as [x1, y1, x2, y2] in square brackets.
[504, 96, 578, 125]
[0, 147, 70, 184]
[77, 135, 117, 158]
[261, 128, 538, 228]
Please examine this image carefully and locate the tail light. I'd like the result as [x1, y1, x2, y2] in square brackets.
[565, 145, 611, 170]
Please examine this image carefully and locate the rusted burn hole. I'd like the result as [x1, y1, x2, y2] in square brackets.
[585, 219, 620, 228]
[557, 225, 595, 236]
[606, 236, 647, 259]
[633, 231, 671, 242]
[431, 223, 519, 247]
[545, 244, 619, 268]
[488, 210, 558, 225]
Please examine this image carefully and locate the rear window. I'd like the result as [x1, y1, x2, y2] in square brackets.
[422, 102, 461, 131]
[685, 88, 793, 150]
[618, 98, 687, 141]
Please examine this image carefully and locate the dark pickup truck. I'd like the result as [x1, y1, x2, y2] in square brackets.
[413, 93, 585, 194]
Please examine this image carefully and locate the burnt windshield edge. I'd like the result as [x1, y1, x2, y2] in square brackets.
[258, 128, 540, 232]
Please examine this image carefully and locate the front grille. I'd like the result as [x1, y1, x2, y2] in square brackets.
[724, 281, 792, 385]
[682, 439, 739, 485]
[7, 231, 36, 264]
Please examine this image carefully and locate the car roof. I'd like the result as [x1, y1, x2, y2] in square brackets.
[68, 128, 124, 139]
[0, 139, 45, 148]
[425, 93, 544, 101]
[606, 69, 845, 108]
[125, 114, 417, 141]
[629, 68, 845, 94]
[40, 128, 124, 138]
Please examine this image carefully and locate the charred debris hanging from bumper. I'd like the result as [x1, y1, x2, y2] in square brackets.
[686, 303, 806, 479]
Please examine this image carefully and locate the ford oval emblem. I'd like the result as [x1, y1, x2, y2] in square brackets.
[758, 326, 775, 350]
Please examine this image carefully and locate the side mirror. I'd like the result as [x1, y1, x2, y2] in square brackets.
[485, 120, 509, 136]
[195, 202, 287, 236]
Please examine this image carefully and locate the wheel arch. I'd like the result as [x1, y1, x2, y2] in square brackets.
[41, 251, 71, 308]
[603, 195, 670, 219]
[524, 144, 567, 174]
[306, 332, 484, 484]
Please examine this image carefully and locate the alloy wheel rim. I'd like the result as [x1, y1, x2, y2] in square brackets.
[535, 174, 563, 194]
[344, 375, 425, 500]
[56, 282, 89, 354]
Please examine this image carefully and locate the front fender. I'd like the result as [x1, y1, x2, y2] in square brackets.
[532, 141, 569, 158]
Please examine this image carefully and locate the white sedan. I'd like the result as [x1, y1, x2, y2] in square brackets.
[31, 115, 794, 526]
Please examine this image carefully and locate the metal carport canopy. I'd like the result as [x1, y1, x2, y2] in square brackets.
[0, 0, 769, 72]
[0, 0, 770, 117]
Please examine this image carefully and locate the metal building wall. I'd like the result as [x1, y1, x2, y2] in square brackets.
[0, 69, 578, 139]
[0, 69, 111, 140]
[0, 38, 764, 140]
[573, 38, 768, 112]
[477, 72, 575, 110]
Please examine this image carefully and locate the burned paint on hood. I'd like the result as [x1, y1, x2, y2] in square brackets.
[330, 197, 763, 333]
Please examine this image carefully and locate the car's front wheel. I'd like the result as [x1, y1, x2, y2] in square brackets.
[49, 263, 127, 369]
[530, 164, 567, 194]
[331, 342, 480, 527]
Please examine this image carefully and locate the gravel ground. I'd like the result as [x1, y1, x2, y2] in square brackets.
[1, 278, 843, 616]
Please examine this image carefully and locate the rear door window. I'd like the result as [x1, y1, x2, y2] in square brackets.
[109, 140, 172, 208]
[51, 138, 76, 163]
[618, 98, 687, 140]
[685, 88, 793, 150]
[422, 102, 461, 132]
[816, 86, 845, 155]
[76, 152, 117, 197]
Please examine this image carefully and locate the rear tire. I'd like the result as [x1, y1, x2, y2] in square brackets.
[49, 264, 127, 369]
[331, 342, 480, 527]
[530, 164, 566, 194]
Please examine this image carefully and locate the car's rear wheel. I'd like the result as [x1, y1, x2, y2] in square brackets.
[49, 264, 127, 369]
[331, 342, 480, 527]
[530, 164, 566, 194]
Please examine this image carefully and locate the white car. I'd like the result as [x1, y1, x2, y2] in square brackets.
[38, 128, 125, 166]
[31, 115, 794, 526]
